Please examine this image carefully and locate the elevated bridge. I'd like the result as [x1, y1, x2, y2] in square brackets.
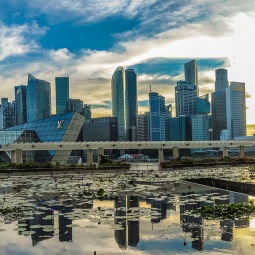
[0, 140, 254, 165]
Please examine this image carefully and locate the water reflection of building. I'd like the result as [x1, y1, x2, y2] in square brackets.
[150, 198, 168, 223]
[59, 208, 72, 242]
[114, 194, 139, 249]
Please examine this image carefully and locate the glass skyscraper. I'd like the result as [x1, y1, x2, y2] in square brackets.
[149, 92, 166, 141]
[26, 74, 51, 122]
[215, 68, 228, 92]
[111, 67, 138, 141]
[212, 69, 228, 140]
[175, 81, 197, 117]
[56, 77, 69, 115]
[15, 85, 27, 125]
[111, 66, 126, 141]
[184, 59, 198, 85]
[226, 82, 246, 138]
[125, 69, 137, 141]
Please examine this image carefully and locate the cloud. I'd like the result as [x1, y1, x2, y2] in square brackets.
[0, 22, 47, 61]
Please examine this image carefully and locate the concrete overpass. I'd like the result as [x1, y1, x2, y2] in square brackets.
[0, 140, 254, 165]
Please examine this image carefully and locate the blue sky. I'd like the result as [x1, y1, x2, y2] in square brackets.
[0, 0, 255, 124]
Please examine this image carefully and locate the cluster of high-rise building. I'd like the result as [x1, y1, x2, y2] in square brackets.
[0, 60, 247, 143]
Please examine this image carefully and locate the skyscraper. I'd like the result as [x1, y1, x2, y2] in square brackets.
[0, 98, 15, 129]
[26, 74, 51, 122]
[196, 94, 210, 114]
[112, 67, 138, 141]
[125, 69, 138, 141]
[112, 66, 126, 141]
[137, 112, 150, 141]
[226, 82, 246, 138]
[215, 68, 228, 92]
[66, 99, 83, 115]
[185, 60, 198, 85]
[15, 85, 27, 125]
[175, 81, 198, 117]
[211, 91, 227, 140]
[55, 77, 69, 115]
[191, 114, 210, 141]
[149, 92, 166, 141]
[211, 69, 228, 140]
[83, 104, 91, 120]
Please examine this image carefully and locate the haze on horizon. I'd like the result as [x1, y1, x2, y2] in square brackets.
[0, 0, 255, 126]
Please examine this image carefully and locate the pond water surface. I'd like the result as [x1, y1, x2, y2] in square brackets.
[0, 169, 255, 255]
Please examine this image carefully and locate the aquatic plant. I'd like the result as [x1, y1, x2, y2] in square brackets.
[192, 202, 255, 220]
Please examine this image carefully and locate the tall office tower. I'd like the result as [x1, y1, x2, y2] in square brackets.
[211, 91, 227, 140]
[55, 77, 69, 115]
[185, 59, 198, 85]
[191, 114, 210, 141]
[149, 92, 166, 141]
[137, 112, 150, 141]
[125, 69, 138, 141]
[83, 104, 91, 120]
[175, 81, 198, 117]
[215, 68, 228, 92]
[66, 99, 83, 115]
[196, 94, 210, 114]
[26, 74, 51, 122]
[169, 115, 190, 141]
[111, 66, 126, 141]
[14, 85, 27, 125]
[0, 98, 15, 129]
[226, 82, 246, 138]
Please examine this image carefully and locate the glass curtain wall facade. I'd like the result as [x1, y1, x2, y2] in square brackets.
[26, 74, 51, 122]
[125, 69, 137, 141]
[149, 92, 166, 141]
[184, 60, 198, 85]
[175, 81, 197, 117]
[112, 66, 126, 141]
[0, 130, 40, 163]
[56, 77, 69, 115]
[215, 68, 228, 92]
[226, 82, 246, 138]
[211, 92, 227, 140]
[8, 112, 85, 164]
[15, 85, 27, 125]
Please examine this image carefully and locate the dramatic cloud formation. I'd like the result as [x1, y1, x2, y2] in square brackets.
[0, 1, 255, 123]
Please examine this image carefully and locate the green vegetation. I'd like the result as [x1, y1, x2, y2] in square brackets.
[161, 156, 255, 168]
[0, 206, 22, 215]
[192, 202, 255, 220]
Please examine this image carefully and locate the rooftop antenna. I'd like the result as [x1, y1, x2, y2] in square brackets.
[150, 85, 151, 93]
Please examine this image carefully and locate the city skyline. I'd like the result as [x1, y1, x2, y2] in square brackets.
[0, 1, 254, 123]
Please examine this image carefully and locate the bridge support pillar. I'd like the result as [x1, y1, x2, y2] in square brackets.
[11, 149, 23, 164]
[158, 148, 164, 170]
[98, 147, 104, 162]
[223, 147, 228, 157]
[87, 149, 93, 165]
[239, 145, 245, 158]
[173, 147, 179, 159]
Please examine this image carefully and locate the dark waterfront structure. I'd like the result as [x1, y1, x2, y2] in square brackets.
[211, 91, 227, 140]
[83, 117, 118, 141]
[56, 77, 69, 115]
[7, 112, 84, 164]
[14, 85, 27, 125]
[26, 74, 51, 123]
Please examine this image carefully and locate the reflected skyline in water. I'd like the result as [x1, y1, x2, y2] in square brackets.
[1, 172, 255, 254]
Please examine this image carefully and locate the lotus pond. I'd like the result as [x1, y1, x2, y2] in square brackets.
[1, 168, 255, 255]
